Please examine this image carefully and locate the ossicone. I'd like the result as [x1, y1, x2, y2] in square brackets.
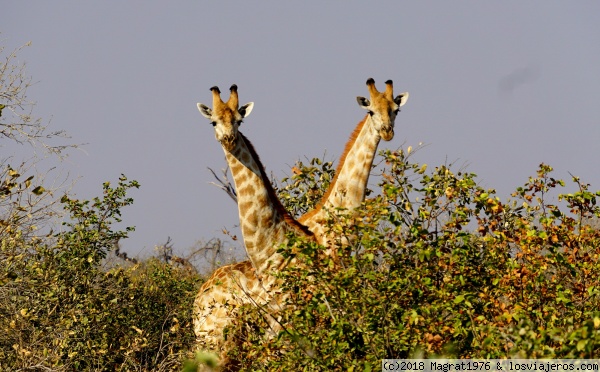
[228, 84, 239, 109]
[366, 77, 380, 97]
[384, 80, 394, 100]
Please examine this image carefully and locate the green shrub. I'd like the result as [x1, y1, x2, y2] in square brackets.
[0, 174, 201, 371]
[224, 149, 600, 370]
[3, 144, 600, 371]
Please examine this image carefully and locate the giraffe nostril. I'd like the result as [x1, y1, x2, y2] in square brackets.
[220, 134, 237, 150]
[381, 127, 394, 141]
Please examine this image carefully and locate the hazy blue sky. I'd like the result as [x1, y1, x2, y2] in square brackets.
[3, 2, 600, 258]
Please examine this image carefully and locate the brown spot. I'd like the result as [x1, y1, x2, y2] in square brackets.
[199, 282, 209, 292]
[230, 162, 243, 174]
[260, 213, 274, 228]
[242, 224, 257, 238]
[238, 185, 255, 198]
[255, 234, 266, 252]
[240, 151, 251, 164]
[260, 195, 271, 206]
[238, 201, 252, 214]
[236, 172, 248, 184]
[247, 212, 258, 227]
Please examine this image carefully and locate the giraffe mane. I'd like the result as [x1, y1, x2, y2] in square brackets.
[298, 114, 369, 223]
[238, 132, 314, 238]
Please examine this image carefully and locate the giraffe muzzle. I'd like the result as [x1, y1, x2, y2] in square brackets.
[220, 134, 237, 151]
[381, 127, 394, 141]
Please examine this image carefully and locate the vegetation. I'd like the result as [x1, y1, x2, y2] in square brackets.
[222, 148, 600, 370]
[2, 40, 600, 371]
[1, 173, 200, 371]
[1, 40, 201, 371]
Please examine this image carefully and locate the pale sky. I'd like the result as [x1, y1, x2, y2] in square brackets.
[3, 2, 600, 258]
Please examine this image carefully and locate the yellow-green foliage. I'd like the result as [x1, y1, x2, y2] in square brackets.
[0, 174, 201, 371]
[224, 150, 600, 371]
[2, 148, 600, 371]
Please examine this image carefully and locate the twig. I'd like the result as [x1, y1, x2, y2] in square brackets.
[207, 166, 237, 204]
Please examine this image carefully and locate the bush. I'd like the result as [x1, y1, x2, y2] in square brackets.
[0, 175, 201, 371]
[1, 40, 205, 371]
[3, 147, 600, 371]
[224, 148, 600, 370]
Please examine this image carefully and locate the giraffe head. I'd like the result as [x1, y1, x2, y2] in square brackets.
[356, 78, 409, 141]
[197, 84, 254, 152]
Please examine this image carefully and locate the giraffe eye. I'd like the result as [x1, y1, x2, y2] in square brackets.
[393, 109, 400, 115]
[368, 111, 374, 116]
[210, 121, 217, 127]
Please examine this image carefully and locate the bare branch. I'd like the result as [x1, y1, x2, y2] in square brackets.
[154, 236, 197, 273]
[0, 38, 78, 158]
[207, 165, 237, 204]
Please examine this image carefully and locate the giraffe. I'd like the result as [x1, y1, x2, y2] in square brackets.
[298, 78, 409, 247]
[193, 84, 314, 356]
[192, 79, 409, 364]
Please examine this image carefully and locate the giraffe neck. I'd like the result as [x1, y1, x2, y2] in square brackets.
[224, 132, 312, 273]
[299, 115, 380, 240]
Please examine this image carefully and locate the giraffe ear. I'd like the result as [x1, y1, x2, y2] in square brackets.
[395, 92, 409, 107]
[239, 102, 254, 118]
[356, 96, 370, 109]
[197, 103, 212, 119]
